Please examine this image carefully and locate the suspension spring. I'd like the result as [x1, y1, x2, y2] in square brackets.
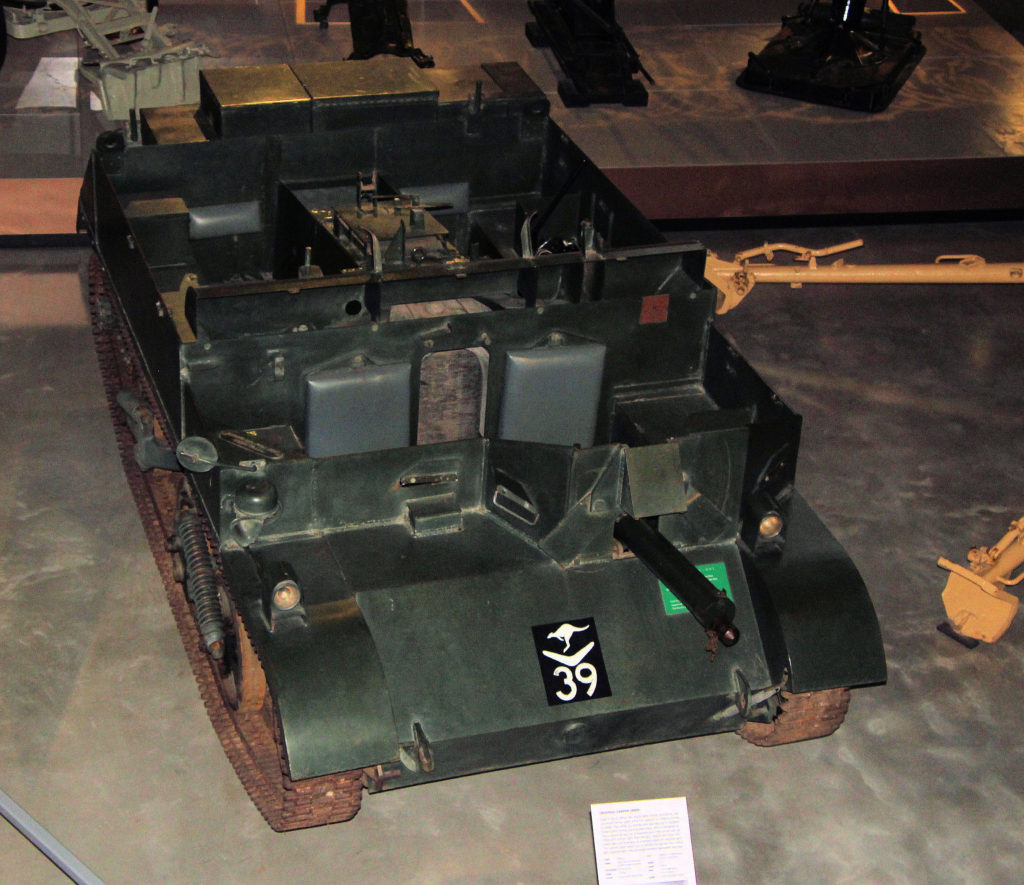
[174, 510, 225, 660]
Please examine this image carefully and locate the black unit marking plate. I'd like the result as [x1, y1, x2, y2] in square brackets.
[532, 618, 612, 706]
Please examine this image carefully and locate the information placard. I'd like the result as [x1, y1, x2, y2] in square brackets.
[591, 797, 697, 885]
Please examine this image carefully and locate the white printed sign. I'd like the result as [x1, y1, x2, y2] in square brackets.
[591, 797, 697, 885]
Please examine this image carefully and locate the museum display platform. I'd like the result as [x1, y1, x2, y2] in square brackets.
[2, 0, 1024, 233]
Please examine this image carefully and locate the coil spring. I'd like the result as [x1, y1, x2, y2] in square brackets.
[175, 510, 225, 659]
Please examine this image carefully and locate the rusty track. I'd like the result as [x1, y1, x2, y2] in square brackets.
[88, 256, 365, 830]
[737, 687, 851, 747]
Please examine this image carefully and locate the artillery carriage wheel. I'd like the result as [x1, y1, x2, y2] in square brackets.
[88, 256, 365, 829]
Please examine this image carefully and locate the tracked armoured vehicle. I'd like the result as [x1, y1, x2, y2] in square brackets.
[79, 58, 886, 830]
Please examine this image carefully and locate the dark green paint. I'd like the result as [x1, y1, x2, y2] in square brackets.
[80, 59, 884, 786]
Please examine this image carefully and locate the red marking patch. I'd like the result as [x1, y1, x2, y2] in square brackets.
[639, 293, 670, 324]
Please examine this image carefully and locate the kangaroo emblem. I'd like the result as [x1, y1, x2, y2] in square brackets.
[547, 622, 589, 652]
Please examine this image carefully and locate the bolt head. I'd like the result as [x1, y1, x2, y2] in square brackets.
[272, 580, 301, 611]
[758, 512, 784, 540]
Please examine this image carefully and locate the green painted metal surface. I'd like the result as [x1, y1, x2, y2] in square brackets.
[80, 57, 885, 787]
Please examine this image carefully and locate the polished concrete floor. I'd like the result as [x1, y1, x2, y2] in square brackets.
[3, 2, 1024, 882]
[1, 216, 1023, 883]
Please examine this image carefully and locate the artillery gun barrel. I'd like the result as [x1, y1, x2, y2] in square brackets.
[707, 242, 1024, 313]
[744, 260, 1024, 287]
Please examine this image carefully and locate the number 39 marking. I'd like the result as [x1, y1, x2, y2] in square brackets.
[553, 663, 599, 702]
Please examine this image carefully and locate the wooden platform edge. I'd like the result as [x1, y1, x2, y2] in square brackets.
[606, 157, 1024, 221]
[0, 178, 82, 237]
[5, 156, 1022, 238]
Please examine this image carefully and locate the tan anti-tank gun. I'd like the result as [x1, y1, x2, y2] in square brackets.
[706, 238, 1024, 646]
[706, 239, 1024, 314]
[938, 519, 1024, 646]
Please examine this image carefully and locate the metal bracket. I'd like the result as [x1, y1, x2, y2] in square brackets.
[116, 389, 179, 471]
[737, 1, 926, 113]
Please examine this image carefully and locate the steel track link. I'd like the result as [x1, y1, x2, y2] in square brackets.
[87, 256, 365, 830]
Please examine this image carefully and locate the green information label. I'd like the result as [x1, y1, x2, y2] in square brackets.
[659, 562, 731, 615]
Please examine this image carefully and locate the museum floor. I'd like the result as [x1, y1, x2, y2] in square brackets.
[2, 1, 1024, 883]
[3, 213, 1024, 885]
